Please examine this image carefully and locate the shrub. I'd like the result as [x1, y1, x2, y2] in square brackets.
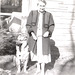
[0, 29, 16, 55]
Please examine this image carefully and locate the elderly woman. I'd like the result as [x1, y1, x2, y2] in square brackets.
[26, 0, 55, 75]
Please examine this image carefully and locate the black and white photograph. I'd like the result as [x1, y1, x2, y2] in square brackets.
[0, 0, 75, 75]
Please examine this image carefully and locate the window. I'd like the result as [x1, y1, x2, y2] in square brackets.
[1, 0, 22, 13]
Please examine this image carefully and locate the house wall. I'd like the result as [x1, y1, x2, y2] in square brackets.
[1, 0, 75, 58]
[45, 0, 75, 58]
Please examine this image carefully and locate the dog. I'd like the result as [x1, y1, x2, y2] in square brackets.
[16, 33, 29, 73]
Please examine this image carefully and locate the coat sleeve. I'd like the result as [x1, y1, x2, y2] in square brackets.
[48, 13, 55, 37]
[26, 11, 34, 36]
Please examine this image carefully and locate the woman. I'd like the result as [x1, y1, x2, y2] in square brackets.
[26, 0, 55, 75]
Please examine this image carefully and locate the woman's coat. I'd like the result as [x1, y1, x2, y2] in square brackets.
[26, 10, 55, 62]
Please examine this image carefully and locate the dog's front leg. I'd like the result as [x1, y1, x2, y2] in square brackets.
[16, 45, 21, 73]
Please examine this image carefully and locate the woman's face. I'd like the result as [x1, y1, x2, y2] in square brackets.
[37, 2, 46, 12]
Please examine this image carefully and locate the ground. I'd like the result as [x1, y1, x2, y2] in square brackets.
[0, 55, 75, 75]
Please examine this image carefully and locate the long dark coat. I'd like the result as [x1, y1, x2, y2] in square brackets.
[26, 10, 55, 61]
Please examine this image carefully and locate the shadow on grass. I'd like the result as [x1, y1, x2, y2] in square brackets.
[45, 39, 60, 71]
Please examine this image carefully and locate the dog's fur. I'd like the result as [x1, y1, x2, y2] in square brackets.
[16, 34, 29, 73]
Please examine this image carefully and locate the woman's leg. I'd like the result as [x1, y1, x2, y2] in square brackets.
[34, 62, 40, 75]
[36, 63, 40, 73]
[41, 63, 45, 75]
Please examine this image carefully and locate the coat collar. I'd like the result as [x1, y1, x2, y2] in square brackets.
[37, 10, 46, 14]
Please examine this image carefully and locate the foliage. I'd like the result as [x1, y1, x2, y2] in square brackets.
[0, 29, 16, 55]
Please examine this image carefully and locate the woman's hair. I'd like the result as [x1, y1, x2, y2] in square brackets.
[37, 0, 46, 6]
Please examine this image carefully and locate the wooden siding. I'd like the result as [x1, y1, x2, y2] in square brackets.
[46, 0, 75, 58]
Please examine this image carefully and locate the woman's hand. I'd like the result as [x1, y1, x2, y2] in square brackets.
[43, 31, 49, 38]
[31, 32, 37, 40]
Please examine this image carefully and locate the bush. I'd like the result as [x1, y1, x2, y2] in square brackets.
[0, 29, 16, 55]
